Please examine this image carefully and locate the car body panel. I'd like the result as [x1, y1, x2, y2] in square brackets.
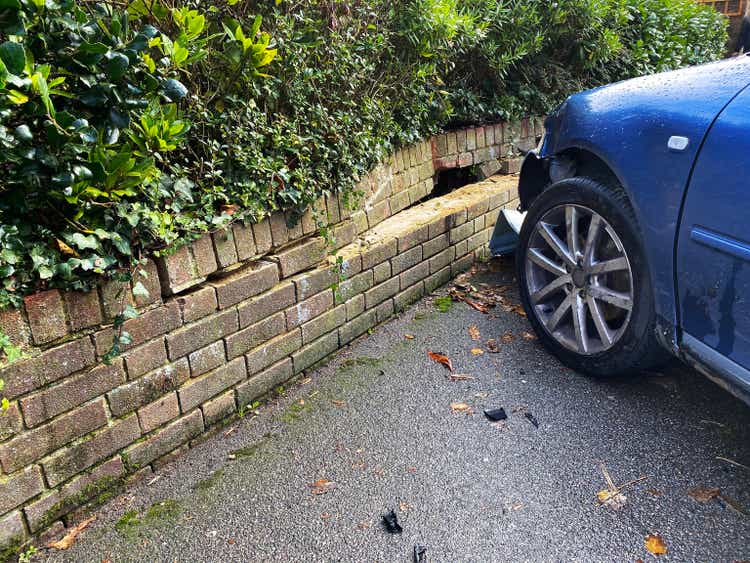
[676, 86, 750, 389]
[538, 56, 750, 334]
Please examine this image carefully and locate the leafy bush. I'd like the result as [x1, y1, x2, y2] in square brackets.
[0, 0, 727, 308]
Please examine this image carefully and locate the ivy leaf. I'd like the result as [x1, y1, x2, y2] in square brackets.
[68, 233, 99, 250]
[0, 41, 25, 75]
[132, 281, 149, 298]
[110, 233, 131, 256]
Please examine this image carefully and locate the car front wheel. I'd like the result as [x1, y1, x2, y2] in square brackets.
[517, 176, 667, 377]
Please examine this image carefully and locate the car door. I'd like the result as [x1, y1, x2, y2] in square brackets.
[676, 86, 750, 386]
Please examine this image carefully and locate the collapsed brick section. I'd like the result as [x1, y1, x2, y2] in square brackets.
[0, 120, 534, 552]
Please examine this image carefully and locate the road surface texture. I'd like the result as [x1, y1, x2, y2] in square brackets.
[40, 260, 750, 562]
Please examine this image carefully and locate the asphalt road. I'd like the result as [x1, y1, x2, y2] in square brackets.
[40, 260, 750, 563]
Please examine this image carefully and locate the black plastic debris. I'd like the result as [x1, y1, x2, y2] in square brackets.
[483, 408, 507, 422]
[524, 411, 539, 428]
[382, 509, 403, 534]
[413, 545, 427, 562]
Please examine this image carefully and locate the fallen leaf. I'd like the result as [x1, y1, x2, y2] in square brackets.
[56, 238, 79, 258]
[486, 339, 500, 353]
[644, 534, 667, 556]
[450, 402, 473, 414]
[464, 298, 490, 313]
[428, 351, 454, 372]
[468, 325, 480, 341]
[404, 334, 415, 340]
[470, 348, 484, 355]
[512, 304, 527, 317]
[399, 501, 411, 512]
[501, 331, 515, 343]
[228, 539, 236, 545]
[48, 516, 96, 550]
[449, 374, 475, 381]
[521, 331, 537, 341]
[332, 400, 346, 407]
[687, 486, 721, 503]
[646, 488, 663, 497]
[357, 521, 372, 530]
[310, 479, 336, 495]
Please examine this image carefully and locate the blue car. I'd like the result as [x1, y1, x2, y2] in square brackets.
[516, 54, 750, 403]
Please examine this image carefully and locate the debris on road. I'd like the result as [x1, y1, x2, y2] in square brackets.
[597, 463, 648, 511]
[501, 331, 515, 343]
[382, 509, 403, 534]
[413, 544, 428, 562]
[521, 331, 537, 341]
[484, 408, 508, 422]
[448, 374, 475, 381]
[428, 351, 454, 372]
[524, 412, 539, 428]
[450, 402, 473, 414]
[469, 325, 480, 341]
[485, 339, 500, 353]
[47, 516, 96, 550]
[687, 485, 720, 503]
[310, 479, 336, 495]
[470, 348, 484, 355]
[644, 533, 667, 556]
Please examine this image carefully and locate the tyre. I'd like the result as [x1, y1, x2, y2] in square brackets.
[516, 176, 667, 377]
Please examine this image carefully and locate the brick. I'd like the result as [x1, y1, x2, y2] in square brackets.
[24, 457, 124, 533]
[399, 261, 430, 290]
[245, 329, 301, 376]
[108, 359, 190, 417]
[450, 221, 474, 244]
[351, 210, 369, 234]
[423, 234, 450, 259]
[361, 239, 397, 270]
[446, 131, 458, 154]
[166, 309, 238, 360]
[345, 295, 365, 321]
[123, 410, 203, 470]
[133, 258, 161, 308]
[176, 286, 217, 324]
[477, 159, 502, 180]
[0, 466, 44, 515]
[179, 357, 246, 412]
[236, 359, 293, 407]
[0, 402, 23, 442]
[21, 361, 125, 428]
[476, 126, 487, 148]
[434, 155, 457, 171]
[292, 332, 338, 373]
[156, 244, 197, 295]
[365, 277, 400, 309]
[418, 161, 434, 183]
[272, 237, 326, 279]
[0, 510, 26, 551]
[43, 414, 140, 487]
[286, 211, 303, 242]
[226, 313, 286, 360]
[398, 225, 430, 253]
[339, 309, 378, 345]
[238, 282, 296, 329]
[325, 194, 341, 225]
[430, 247, 455, 274]
[453, 239, 468, 258]
[0, 337, 95, 399]
[0, 400, 107, 473]
[457, 152, 473, 168]
[485, 125, 495, 146]
[467, 230, 488, 252]
[467, 199, 489, 220]
[138, 393, 180, 433]
[192, 234, 218, 278]
[455, 129, 467, 152]
[301, 305, 347, 344]
[123, 339, 167, 380]
[335, 270, 374, 305]
[425, 266, 452, 293]
[99, 278, 134, 322]
[474, 216, 485, 232]
[202, 391, 236, 426]
[428, 217, 449, 239]
[286, 291, 333, 329]
[212, 228, 239, 269]
[365, 200, 390, 228]
[211, 261, 279, 310]
[300, 207, 316, 235]
[373, 261, 391, 284]
[394, 282, 425, 312]
[335, 251, 363, 278]
[448, 208, 468, 227]
[389, 190, 410, 214]
[434, 134, 448, 157]
[501, 157, 523, 175]
[374, 298, 395, 324]
[93, 303, 181, 356]
[452, 253, 475, 275]
[0, 307, 30, 349]
[465, 128, 477, 151]
[391, 246, 422, 275]
[64, 289, 102, 332]
[332, 221, 357, 250]
[24, 290, 67, 344]
[249, 219, 271, 256]
[269, 212, 289, 248]
[233, 222, 257, 261]
[292, 267, 336, 301]
[189, 341, 226, 377]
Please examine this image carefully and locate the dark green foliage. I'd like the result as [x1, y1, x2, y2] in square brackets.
[0, 0, 727, 307]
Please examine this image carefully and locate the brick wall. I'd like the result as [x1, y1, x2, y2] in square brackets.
[0, 118, 537, 554]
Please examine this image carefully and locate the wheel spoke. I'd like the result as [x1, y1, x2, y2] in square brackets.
[571, 293, 589, 353]
[546, 294, 572, 332]
[587, 294, 613, 347]
[531, 274, 570, 303]
[583, 214, 602, 267]
[538, 222, 576, 268]
[587, 256, 629, 275]
[588, 285, 632, 310]
[566, 206, 580, 260]
[528, 248, 567, 277]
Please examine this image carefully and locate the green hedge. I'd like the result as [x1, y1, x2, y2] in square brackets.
[0, 0, 726, 308]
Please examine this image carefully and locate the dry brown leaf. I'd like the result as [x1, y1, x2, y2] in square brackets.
[464, 298, 490, 313]
[486, 339, 500, 353]
[512, 304, 527, 317]
[332, 400, 346, 407]
[428, 351, 454, 372]
[687, 486, 721, 503]
[310, 479, 336, 495]
[399, 501, 411, 512]
[597, 489, 627, 510]
[48, 516, 96, 550]
[470, 348, 484, 355]
[449, 374, 475, 381]
[450, 402, 473, 414]
[468, 325, 480, 341]
[56, 238, 79, 258]
[521, 331, 537, 341]
[644, 534, 667, 556]
[404, 334, 415, 340]
[501, 331, 515, 343]
[221, 203, 239, 216]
